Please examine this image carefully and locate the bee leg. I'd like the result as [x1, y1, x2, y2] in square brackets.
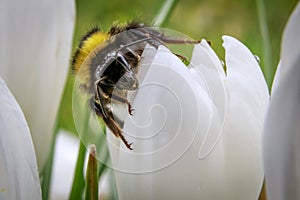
[90, 99, 132, 149]
[95, 81, 109, 118]
[103, 112, 133, 150]
[89, 97, 103, 117]
[91, 98, 125, 128]
[110, 94, 134, 115]
[140, 29, 200, 45]
[131, 28, 200, 46]
[173, 53, 188, 63]
[128, 103, 134, 115]
[95, 81, 133, 116]
[158, 36, 200, 45]
[125, 47, 141, 61]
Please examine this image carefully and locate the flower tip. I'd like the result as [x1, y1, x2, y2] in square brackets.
[222, 35, 259, 65]
[221, 35, 239, 48]
[89, 144, 97, 157]
[199, 39, 210, 47]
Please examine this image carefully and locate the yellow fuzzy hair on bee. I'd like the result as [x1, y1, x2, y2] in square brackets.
[72, 27, 109, 74]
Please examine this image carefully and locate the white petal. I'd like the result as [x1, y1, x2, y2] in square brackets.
[108, 37, 269, 199]
[189, 40, 228, 158]
[0, 0, 75, 168]
[108, 45, 217, 199]
[0, 77, 41, 200]
[109, 45, 211, 172]
[50, 131, 79, 200]
[264, 3, 300, 199]
[264, 56, 300, 200]
[272, 2, 300, 92]
[222, 35, 269, 199]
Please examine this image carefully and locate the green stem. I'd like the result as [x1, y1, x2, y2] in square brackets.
[96, 129, 109, 180]
[153, 0, 179, 27]
[85, 145, 98, 200]
[256, 0, 272, 88]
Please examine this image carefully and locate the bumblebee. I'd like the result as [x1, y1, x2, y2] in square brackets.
[72, 21, 198, 150]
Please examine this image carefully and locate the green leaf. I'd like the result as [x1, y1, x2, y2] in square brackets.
[256, 0, 273, 88]
[97, 136, 109, 180]
[153, 0, 179, 27]
[69, 108, 91, 200]
[69, 141, 86, 200]
[40, 126, 58, 200]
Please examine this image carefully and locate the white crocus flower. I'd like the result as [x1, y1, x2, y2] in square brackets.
[264, 2, 300, 199]
[0, 0, 75, 168]
[50, 131, 79, 200]
[107, 35, 269, 199]
[0, 77, 41, 200]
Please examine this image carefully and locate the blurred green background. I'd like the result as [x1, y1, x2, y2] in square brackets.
[58, 0, 298, 134]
